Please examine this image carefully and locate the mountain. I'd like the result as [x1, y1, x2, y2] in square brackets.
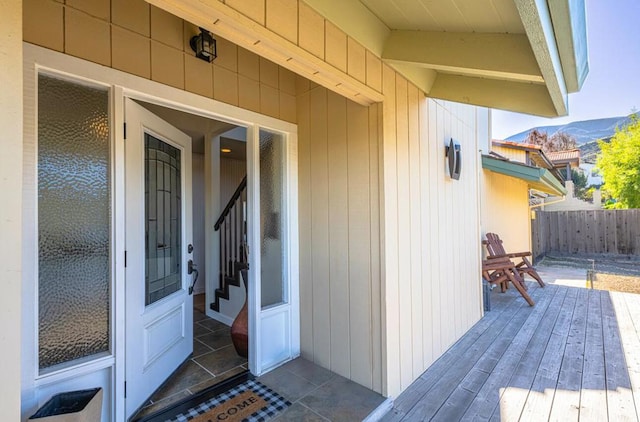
[505, 115, 633, 145]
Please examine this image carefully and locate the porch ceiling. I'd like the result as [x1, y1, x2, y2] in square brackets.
[304, 0, 587, 117]
[148, 0, 585, 116]
[137, 100, 236, 154]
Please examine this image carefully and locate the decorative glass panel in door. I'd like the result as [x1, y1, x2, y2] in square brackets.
[259, 129, 286, 308]
[37, 74, 110, 372]
[145, 134, 182, 305]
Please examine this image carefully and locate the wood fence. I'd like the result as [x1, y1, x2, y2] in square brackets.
[532, 209, 640, 259]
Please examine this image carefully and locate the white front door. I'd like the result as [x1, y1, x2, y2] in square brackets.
[124, 98, 194, 418]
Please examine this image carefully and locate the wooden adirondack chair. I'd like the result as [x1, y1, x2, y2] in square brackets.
[482, 256, 534, 306]
[483, 233, 545, 287]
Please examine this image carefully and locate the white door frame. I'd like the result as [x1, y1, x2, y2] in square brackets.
[22, 43, 299, 421]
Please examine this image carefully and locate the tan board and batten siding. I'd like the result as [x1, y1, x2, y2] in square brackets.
[23, 0, 298, 124]
[381, 66, 485, 396]
[24, 0, 487, 399]
[297, 81, 385, 392]
[296, 71, 485, 397]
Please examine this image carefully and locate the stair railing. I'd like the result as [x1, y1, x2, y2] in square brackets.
[212, 176, 248, 311]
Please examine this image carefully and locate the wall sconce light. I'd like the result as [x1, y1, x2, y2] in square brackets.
[446, 138, 462, 180]
[190, 27, 217, 62]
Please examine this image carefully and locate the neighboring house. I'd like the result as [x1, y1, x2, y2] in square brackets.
[581, 162, 604, 187]
[544, 149, 602, 210]
[1, 0, 588, 420]
[481, 140, 567, 254]
[547, 148, 581, 180]
[542, 181, 602, 211]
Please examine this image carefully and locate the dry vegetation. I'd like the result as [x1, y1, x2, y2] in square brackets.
[591, 273, 640, 294]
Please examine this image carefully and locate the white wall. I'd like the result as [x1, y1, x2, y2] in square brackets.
[220, 157, 247, 206]
[542, 181, 601, 211]
[0, 1, 22, 419]
[581, 163, 603, 187]
[192, 153, 206, 295]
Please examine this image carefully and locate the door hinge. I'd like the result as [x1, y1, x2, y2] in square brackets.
[124, 250, 127, 268]
[123, 122, 127, 140]
[124, 381, 127, 398]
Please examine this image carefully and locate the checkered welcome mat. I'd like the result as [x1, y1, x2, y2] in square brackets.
[169, 380, 290, 422]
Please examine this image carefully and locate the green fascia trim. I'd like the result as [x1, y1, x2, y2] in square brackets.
[482, 155, 567, 196]
[539, 169, 567, 195]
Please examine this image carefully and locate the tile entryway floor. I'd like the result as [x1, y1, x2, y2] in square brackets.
[134, 303, 248, 420]
[136, 295, 387, 421]
[259, 359, 387, 421]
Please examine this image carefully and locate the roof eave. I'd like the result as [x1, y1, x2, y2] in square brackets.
[548, 0, 589, 93]
[513, 0, 569, 117]
[302, 0, 587, 117]
[482, 155, 567, 196]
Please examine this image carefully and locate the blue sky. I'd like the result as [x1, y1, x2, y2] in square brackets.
[492, 0, 640, 140]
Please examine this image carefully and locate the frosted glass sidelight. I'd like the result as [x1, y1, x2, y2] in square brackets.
[38, 74, 110, 371]
[145, 134, 182, 305]
[259, 130, 286, 308]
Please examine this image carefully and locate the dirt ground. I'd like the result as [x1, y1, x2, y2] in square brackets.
[538, 254, 640, 294]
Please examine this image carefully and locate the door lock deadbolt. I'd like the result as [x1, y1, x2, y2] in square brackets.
[188, 244, 194, 253]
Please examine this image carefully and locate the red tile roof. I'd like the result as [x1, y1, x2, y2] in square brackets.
[546, 149, 580, 162]
[491, 139, 542, 150]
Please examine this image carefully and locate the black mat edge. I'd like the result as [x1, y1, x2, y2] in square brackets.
[134, 370, 252, 422]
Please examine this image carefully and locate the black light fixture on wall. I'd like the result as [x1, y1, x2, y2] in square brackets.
[446, 138, 462, 180]
[190, 27, 217, 62]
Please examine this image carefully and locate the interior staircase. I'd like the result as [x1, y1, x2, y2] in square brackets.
[210, 176, 249, 313]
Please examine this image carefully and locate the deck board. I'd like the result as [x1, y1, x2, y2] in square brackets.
[548, 287, 588, 422]
[385, 283, 640, 421]
[431, 289, 545, 421]
[460, 285, 560, 421]
[622, 293, 640, 420]
[518, 286, 578, 421]
[580, 289, 608, 421]
[435, 285, 553, 421]
[601, 292, 637, 421]
[401, 289, 534, 420]
[492, 285, 569, 421]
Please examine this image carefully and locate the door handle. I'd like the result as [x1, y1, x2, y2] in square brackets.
[187, 260, 198, 295]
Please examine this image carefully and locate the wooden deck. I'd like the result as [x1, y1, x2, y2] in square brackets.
[383, 282, 640, 421]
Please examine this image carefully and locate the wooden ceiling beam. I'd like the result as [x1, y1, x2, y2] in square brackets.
[382, 30, 544, 84]
[429, 74, 559, 117]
